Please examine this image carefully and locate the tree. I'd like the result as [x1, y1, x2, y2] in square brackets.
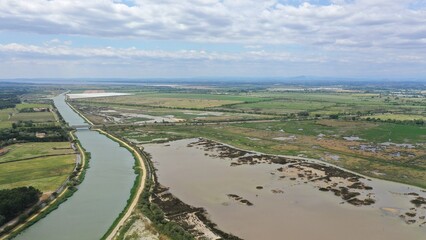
[329, 114, 339, 119]
[0, 186, 41, 226]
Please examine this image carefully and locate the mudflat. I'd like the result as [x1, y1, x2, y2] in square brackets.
[144, 138, 426, 240]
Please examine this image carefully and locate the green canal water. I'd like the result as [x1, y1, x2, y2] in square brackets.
[14, 94, 136, 240]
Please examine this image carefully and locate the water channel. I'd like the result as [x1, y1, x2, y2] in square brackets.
[14, 94, 136, 240]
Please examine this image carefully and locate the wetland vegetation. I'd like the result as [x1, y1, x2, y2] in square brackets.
[63, 80, 425, 239]
[1, 80, 425, 239]
[72, 84, 425, 189]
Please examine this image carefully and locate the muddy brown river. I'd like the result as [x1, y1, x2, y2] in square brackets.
[144, 138, 426, 240]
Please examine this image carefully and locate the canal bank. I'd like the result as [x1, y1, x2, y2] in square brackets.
[64, 96, 149, 239]
[12, 94, 137, 240]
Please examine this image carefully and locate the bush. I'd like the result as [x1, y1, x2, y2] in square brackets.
[329, 114, 339, 119]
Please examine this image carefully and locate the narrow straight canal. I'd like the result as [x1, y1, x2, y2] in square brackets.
[14, 93, 136, 240]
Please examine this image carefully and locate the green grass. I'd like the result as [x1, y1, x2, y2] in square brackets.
[0, 108, 14, 129]
[10, 112, 56, 122]
[225, 100, 336, 114]
[235, 120, 336, 136]
[247, 92, 426, 116]
[357, 123, 426, 143]
[133, 92, 268, 102]
[76, 92, 271, 109]
[0, 142, 74, 163]
[0, 155, 75, 192]
[0, 104, 56, 129]
[0, 121, 12, 129]
[77, 90, 425, 118]
[15, 103, 51, 110]
[0, 108, 13, 120]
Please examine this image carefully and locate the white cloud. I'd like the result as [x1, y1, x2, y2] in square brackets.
[1, 42, 424, 65]
[0, 0, 425, 49]
[0, 1, 426, 78]
[0, 43, 294, 61]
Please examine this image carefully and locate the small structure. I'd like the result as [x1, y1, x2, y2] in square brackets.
[35, 132, 46, 138]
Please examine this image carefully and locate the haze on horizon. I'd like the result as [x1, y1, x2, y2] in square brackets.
[0, 0, 426, 79]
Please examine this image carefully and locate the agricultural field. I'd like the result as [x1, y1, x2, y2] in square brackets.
[10, 112, 55, 122]
[0, 142, 76, 193]
[15, 103, 52, 111]
[0, 142, 74, 163]
[73, 90, 426, 118]
[0, 103, 56, 129]
[74, 92, 265, 109]
[224, 92, 426, 116]
[0, 108, 12, 129]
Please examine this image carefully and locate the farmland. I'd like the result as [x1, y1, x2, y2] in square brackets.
[0, 142, 76, 192]
[0, 86, 78, 236]
[0, 142, 74, 163]
[77, 92, 263, 109]
[0, 103, 56, 129]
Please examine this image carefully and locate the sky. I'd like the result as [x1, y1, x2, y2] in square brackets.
[0, 0, 426, 79]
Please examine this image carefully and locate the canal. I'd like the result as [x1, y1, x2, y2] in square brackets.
[14, 93, 136, 240]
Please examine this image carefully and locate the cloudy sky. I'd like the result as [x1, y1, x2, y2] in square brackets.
[1, 0, 426, 79]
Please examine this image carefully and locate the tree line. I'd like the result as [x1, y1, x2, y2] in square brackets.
[0, 187, 41, 226]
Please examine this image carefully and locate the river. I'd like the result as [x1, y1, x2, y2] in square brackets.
[14, 94, 136, 240]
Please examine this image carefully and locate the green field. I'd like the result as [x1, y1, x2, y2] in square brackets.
[0, 142, 76, 192]
[0, 103, 56, 129]
[10, 112, 56, 122]
[224, 99, 336, 114]
[15, 103, 51, 110]
[78, 95, 244, 109]
[0, 142, 74, 163]
[75, 90, 426, 117]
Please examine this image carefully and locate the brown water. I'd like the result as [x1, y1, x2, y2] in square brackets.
[144, 138, 426, 240]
